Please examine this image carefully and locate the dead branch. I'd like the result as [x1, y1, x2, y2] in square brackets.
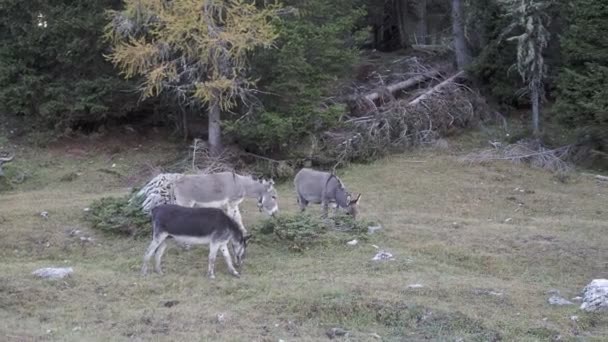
[363, 72, 440, 103]
[582, 173, 608, 182]
[460, 141, 574, 174]
[408, 71, 466, 106]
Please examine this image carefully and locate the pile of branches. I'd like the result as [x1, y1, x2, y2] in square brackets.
[459, 139, 575, 174]
[323, 68, 490, 164]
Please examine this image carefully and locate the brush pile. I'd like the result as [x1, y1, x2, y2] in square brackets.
[460, 139, 575, 174]
[319, 57, 491, 165]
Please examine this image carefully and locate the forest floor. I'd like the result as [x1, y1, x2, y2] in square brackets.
[1, 127, 607, 341]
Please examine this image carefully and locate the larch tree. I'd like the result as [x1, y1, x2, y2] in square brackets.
[104, 0, 280, 156]
[501, 0, 552, 136]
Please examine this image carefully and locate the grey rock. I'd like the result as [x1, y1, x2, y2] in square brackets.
[372, 250, 394, 261]
[326, 327, 348, 339]
[367, 224, 383, 234]
[580, 279, 608, 312]
[548, 295, 574, 306]
[32, 267, 73, 279]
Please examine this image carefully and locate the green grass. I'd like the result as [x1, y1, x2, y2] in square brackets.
[1, 135, 607, 341]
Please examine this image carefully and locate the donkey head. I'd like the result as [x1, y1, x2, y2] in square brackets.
[257, 178, 279, 217]
[335, 188, 362, 219]
[234, 234, 252, 266]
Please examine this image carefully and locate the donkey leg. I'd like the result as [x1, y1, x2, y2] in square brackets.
[321, 199, 330, 218]
[141, 234, 166, 276]
[297, 194, 308, 212]
[154, 240, 168, 275]
[220, 244, 240, 278]
[207, 242, 221, 279]
[231, 205, 247, 235]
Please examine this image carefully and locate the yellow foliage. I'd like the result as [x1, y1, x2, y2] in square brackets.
[105, 0, 281, 107]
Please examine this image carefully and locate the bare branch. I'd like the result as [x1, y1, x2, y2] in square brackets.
[362, 72, 440, 103]
[408, 71, 466, 106]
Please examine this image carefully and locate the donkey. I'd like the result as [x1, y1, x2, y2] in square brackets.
[141, 204, 252, 279]
[294, 168, 362, 219]
[172, 172, 279, 235]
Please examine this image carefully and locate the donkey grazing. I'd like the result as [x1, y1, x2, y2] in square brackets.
[172, 172, 278, 235]
[141, 204, 251, 279]
[294, 168, 362, 218]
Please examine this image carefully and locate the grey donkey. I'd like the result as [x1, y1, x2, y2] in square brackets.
[141, 204, 252, 279]
[172, 172, 279, 235]
[294, 168, 362, 219]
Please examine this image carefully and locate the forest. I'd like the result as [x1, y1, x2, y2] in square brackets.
[1, 0, 606, 173]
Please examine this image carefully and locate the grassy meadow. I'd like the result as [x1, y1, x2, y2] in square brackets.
[1, 134, 607, 341]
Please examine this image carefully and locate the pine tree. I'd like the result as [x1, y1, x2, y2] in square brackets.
[0, 0, 136, 133]
[555, 0, 608, 149]
[501, 0, 553, 136]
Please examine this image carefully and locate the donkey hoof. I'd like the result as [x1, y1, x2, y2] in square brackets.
[232, 272, 240, 278]
[207, 272, 216, 280]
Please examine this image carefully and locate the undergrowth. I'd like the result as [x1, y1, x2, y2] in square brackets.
[85, 195, 150, 237]
[252, 212, 376, 251]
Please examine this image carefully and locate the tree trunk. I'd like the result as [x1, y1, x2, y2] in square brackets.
[180, 105, 188, 142]
[451, 0, 471, 69]
[415, 0, 428, 44]
[531, 86, 540, 136]
[208, 98, 222, 157]
[394, 0, 410, 48]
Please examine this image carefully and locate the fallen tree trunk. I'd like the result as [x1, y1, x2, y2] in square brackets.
[363, 72, 440, 103]
[411, 44, 451, 54]
[408, 71, 466, 106]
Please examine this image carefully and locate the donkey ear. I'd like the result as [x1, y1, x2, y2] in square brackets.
[353, 193, 362, 204]
[243, 234, 253, 243]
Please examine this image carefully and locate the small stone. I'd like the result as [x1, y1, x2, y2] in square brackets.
[111, 163, 116, 168]
[367, 224, 383, 234]
[504, 218, 513, 223]
[216, 313, 225, 324]
[163, 300, 179, 308]
[372, 250, 394, 261]
[548, 295, 574, 306]
[570, 315, 579, 321]
[326, 327, 348, 339]
[72, 326, 81, 331]
[346, 239, 358, 246]
[371, 244, 379, 249]
[407, 284, 424, 289]
[369, 333, 381, 339]
[83, 208, 90, 212]
[571, 296, 583, 302]
[40, 211, 49, 219]
[32, 267, 74, 279]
